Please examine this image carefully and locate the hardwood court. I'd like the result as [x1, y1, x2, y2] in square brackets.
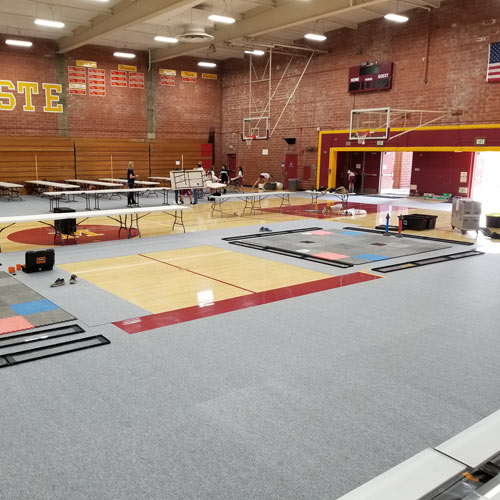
[58, 245, 334, 314]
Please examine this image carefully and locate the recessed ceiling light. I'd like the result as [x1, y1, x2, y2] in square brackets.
[384, 13, 409, 22]
[154, 35, 179, 44]
[198, 61, 217, 68]
[304, 33, 327, 41]
[245, 50, 265, 56]
[6, 39, 33, 47]
[113, 51, 136, 59]
[34, 19, 65, 28]
[208, 14, 235, 24]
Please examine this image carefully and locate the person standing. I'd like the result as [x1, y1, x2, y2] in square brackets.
[347, 168, 356, 194]
[127, 161, 138, 207]
[192, 162, 205, 204]
[219, 165, 229, 194]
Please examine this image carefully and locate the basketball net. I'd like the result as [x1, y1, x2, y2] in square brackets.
[357, 132, 368, 145]
[245, 135, 256, 149]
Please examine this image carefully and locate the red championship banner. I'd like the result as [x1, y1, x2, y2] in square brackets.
[88, 68, 106, 97]
[129, 72, 145, 89]
[182, 77, 197, 83]
[68, 66, 87, 95]
[160, 74, 175, 86]
[110, 70, 127, 87]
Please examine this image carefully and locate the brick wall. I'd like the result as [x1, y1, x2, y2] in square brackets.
[1, 42, 221, 152]
[220, 0, 500, 187]
[393, 152, 414, 188]
[63, 45, 148, 138]
[153, 57, 221, 158]
[0, 38, 60, 136]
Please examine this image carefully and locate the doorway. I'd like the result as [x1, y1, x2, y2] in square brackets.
[227, 154, 237, 178]
[472, 151, 500, 214]
[336, 151, 382, 194]
[284, 154, 298, 190]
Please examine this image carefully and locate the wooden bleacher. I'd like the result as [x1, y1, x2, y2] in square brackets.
[0, 137, 75, 184]
[74, 138, 149, 182]
[150, 140, 212, 178]
[0, 137, 212, 189]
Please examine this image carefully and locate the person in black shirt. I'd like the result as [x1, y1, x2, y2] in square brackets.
[219, 165, 229, 194]
[126, 161, 137, 207]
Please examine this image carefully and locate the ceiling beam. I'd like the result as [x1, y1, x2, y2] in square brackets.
[151, 0, 391, 62]
[415, 0, 440, 7]
[322, 17, 358, 30]
[57, 0, 201, 54]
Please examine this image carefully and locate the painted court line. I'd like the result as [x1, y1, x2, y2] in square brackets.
[114, 271, 381, 334]
[138, 254, 257, 294]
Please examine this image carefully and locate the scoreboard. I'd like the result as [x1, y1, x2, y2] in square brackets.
[348, 62, 393, 93]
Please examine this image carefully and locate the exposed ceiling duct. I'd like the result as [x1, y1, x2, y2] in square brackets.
[176, 25, 215, 43]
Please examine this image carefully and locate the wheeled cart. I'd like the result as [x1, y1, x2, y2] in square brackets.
[451, 197, 481, 234]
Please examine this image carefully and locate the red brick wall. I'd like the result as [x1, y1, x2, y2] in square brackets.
[1, 43, 221, 151]
[0, 38, 60, 136]
[221, 0, 500, 187]
[153, 57, 221, 161]
[63, 45, 148, 138]
[393, 152, 413, 188]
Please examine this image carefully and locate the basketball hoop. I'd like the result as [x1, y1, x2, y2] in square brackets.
[244, 135, 256, 148]
[357, 133, 367, 145]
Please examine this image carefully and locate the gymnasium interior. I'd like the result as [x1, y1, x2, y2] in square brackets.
[1, 0, 500, 499]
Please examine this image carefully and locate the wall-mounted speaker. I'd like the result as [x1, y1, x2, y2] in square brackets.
[284, 137, 296, 145]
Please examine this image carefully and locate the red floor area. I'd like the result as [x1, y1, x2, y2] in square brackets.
[114, 271, 381, 334]
[263, 202, 409, 219]
[8, 225, 139, 245]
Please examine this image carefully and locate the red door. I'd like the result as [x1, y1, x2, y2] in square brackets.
[284, 154, 298, 189]
[361, 152, 382, 194]
[380, 152, 395, 190]
[227, 154, 237, 178]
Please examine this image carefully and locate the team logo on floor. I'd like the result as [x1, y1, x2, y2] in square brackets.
[8, 225, 139, 245]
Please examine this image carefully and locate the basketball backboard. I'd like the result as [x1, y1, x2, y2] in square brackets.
[242, 117, 269, 141]
[349, 107, 390, 141]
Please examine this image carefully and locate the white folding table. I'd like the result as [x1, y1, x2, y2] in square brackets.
[0, 205, 188, 250]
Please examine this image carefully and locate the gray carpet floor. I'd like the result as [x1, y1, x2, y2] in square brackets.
[0, 197, 499, 500]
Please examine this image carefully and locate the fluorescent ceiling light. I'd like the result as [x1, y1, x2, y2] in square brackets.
[198, 61, 216, 67]
[6, 39, 33, 47]
[34, 19, 65, 28]
[304, 33, 327, 41]
[384, 13, 409, 22]
[154, 35, 178, 44]
[113, 51, 136, 58]
[208, 14, 235, 24]
[245, 50, 265, 56]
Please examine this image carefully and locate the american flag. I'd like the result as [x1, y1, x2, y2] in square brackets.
[487, 42, 500, 82]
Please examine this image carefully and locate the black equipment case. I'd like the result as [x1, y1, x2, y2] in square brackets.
[23, 249, 55, 273]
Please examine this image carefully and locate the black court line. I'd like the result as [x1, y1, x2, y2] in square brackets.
[0, 335, 110, 368]
[343, 226, 474, 246]
[371, 250, 484, 273]
[0, 324, 85, 350]
[222, 227, 323, 242]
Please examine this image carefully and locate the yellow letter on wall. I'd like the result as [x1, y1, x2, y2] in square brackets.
[42, 83, 63, 113]
[17, 81, 39, 112]
[0, 80, 16, 111]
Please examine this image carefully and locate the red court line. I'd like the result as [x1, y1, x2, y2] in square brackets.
[114, 271, 381, 334]
[138, 253, 256, 294]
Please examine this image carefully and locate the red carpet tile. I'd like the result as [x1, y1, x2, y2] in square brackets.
[0, 316, 35, 335]
[114, 271, 381, 334]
